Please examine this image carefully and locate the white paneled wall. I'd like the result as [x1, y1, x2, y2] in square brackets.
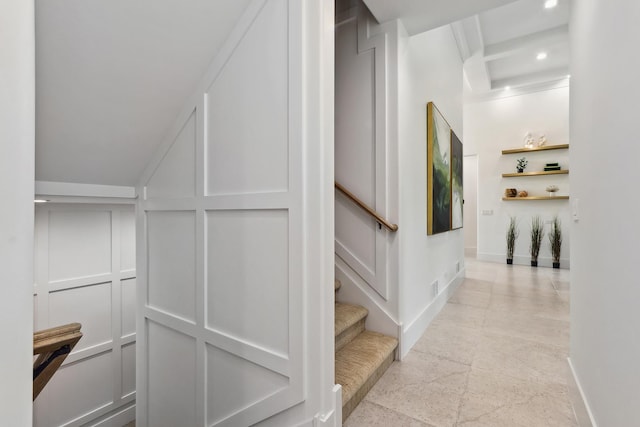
[334, 1, 400, 340]
[34, 204, 136, 427]
[136, 0, 337, 426]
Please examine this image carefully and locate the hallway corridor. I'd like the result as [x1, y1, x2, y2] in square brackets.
[345, 258, 576, 427]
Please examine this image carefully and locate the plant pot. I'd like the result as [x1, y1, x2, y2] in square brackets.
[531, 260, 538, 267]
[506, 258, 513, 265]
[517, 168, 524, 173]
[553, 262, 560, 269]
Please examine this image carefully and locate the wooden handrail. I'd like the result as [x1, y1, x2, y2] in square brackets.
[33, 323, 83, 400]
[335, 182, 398, 232]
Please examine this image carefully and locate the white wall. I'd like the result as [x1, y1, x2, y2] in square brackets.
[463, 155, 478, 255]
[137, 0, 337, 425]
[33, 203, 136, 427]
[334, 2, 401, 339]
[569, 0, 640, 425]
[0, 0, 35, 424]
[397, 23, 465, 356]
[464, 87, 571, 267]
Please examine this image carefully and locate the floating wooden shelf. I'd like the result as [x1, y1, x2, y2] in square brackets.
[502, 170, 569, 177]
[502, 196, 569, 201]
[501, 144, 569, 154]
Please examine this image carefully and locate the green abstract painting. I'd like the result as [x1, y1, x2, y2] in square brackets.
[451, 131, 463, 230]
[427, 102, 451, 235]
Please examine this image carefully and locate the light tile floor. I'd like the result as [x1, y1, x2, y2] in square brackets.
[344, 258, 576, 427]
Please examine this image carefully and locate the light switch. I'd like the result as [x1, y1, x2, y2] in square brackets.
[481, 209, 493, 215]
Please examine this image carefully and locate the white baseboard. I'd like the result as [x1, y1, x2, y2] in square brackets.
[477, 252, 570, 269]
[313, 385, 342, 427]
[400, 269, 465, 359]
[567, 358, 597, 427]
[84, 402, 135, 427]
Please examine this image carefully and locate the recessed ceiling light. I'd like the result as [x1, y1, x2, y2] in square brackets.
[544, 0, 558, 9]
[536, 52, 548, 60]
[567, 74, 571, 79]
[34, 199, 49, 203]
[504, 86, 511, 91]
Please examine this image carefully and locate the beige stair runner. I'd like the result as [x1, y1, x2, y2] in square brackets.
[334, 280, 398, 421]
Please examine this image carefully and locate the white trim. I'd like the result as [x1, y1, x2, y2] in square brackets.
[400, 269, 465, 359]
[35, 181, 136, 199]
[83, 402, 135, 427]
[567, 357, 597, 427]
[464, 77, 570, 103]
[313, 385, 342, 427]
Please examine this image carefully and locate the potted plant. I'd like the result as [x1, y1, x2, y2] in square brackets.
[549, 216, 562, 268]
[506, 216, 518, 265]
[529, 215, 544, 267]
[516, 157, 528, 173]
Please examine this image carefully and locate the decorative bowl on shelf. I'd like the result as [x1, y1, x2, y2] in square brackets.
[518, 190, 528, 197]
[505, 188, 518, 198]
[546, 185, 559, 197]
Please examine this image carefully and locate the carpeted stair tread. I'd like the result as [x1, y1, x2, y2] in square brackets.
[335, 279, 342, 292]
[335, 330, 398, 419]
[335, 303, 368, 337]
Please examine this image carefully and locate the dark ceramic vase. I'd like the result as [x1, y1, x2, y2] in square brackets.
[553, 262, 560, 269]
[531, 260, 538, 267]
[507, 258, 513, 265]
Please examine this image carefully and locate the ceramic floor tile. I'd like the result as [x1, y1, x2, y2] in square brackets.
[488, 293, 570, 321]
[490, 280, 558, 299]
[449, 288, 492, 309]
[456, 368, 577, 427]
[343, 259, 576, 426]
[456, 278, 493, 294]
[365, 352, 470, 427]
[482, 310, 569, 349]
[430, 303, 487, 330]
[471, 332, 569, 386]
[412, 323, 483, 366]
[344, 401, 435, 427]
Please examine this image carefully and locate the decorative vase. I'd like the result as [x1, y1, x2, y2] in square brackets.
[553, 262, 560, 269]
[531, 260, 538, 267]
[507, 258, 513, 265]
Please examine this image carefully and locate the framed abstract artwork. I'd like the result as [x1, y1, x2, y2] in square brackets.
[427, 102, 451, 235]
[450, 130, 463, 230]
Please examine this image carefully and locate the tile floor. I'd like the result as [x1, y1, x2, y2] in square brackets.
[344, 257, 576, 427]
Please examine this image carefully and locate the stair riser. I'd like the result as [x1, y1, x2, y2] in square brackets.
[341, 349, 395, 422]
[335, 318, 365, 352]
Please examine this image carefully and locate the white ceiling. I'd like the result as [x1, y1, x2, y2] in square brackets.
[454, 0, 570, 94]
[363, 0, 570, 95]
[362, 0, 520, 36]
[35, 0, 252, 186]
[35, 0, 570, 187]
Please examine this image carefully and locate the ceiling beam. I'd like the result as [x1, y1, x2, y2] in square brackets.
[484, 24, 569, 61]
[491, 66, 570, 89]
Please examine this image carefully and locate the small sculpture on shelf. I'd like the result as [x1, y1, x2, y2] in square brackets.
[538, 134, 547, 147]
[546, 185, 559, 197]
[516, 157, 528, 173]
[518, 190, 528, 197]
[523, 132, 535, 148]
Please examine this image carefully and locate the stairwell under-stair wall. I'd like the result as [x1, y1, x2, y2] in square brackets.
[334, 0, 466, 361]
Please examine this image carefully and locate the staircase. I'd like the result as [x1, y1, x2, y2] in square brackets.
[334, 280, 398, 421]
